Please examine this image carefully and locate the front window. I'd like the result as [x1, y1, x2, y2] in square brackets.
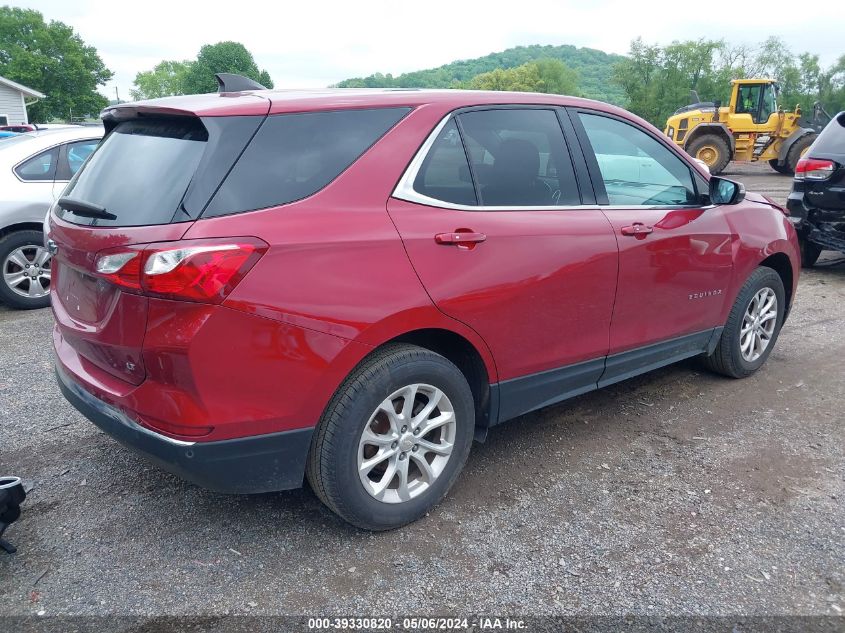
[760, 84, 778, 123]
[65, 140, 98, 178]
[736, 85, 761, 118]
[578, 113, 697, 206]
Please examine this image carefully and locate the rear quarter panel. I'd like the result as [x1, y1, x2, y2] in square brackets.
[184, 103, 499, 383]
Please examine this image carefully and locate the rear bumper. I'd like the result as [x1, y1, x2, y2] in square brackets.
[787, 191, 845, 252]
[56, 364, 313, 493]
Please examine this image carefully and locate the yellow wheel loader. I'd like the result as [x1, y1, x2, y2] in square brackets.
[664, 78, 831, 175]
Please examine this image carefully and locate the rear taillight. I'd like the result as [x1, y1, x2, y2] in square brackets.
[95, 249, 143, 290]
[93, 238, 267, 304]
[795, 157, 836, 181]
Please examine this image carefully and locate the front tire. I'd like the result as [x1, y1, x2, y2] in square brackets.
[703, 267, 785, 378]
[0, 230, 52, 310]
[306, 344, 475, 530]
[687, 134, 731, 175]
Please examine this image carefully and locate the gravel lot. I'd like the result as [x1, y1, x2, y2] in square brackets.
[0, 163, 843, 620]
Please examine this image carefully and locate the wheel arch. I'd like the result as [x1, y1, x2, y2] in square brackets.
[685, 123, 736, 155]
[759, 252, 795, 322]
[0, 222, 44, 239]
[776, 128, 816, 166]
[386, 328, 495, 440]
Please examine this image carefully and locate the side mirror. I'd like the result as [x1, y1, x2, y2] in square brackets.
[709, 176, 745, 205]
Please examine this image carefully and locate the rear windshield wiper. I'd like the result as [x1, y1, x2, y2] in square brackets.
[57, 197, 117, 220]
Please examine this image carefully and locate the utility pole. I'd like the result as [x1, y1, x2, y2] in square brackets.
[115, 86, 120, 104]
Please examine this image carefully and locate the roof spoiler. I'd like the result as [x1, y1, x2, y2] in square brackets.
[215, 73, 267, 93]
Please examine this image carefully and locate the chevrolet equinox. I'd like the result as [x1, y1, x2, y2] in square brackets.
[51, 77, 800, 530]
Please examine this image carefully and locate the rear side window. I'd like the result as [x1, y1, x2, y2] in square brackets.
[204, 107, 410, 217]
[16, 147, 59, 181]
[457, 109, 580, 206]
[413, 119, 477, 206]
[58, 118, 208, 226]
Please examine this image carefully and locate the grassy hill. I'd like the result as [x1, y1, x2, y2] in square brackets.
[334, 44, 627, 105]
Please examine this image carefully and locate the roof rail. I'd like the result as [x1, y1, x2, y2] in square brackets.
[215, 73, 267, 93]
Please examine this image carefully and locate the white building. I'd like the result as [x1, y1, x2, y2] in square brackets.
[0, 75, 46, 126]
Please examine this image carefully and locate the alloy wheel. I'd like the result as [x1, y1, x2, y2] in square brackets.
[3, 245, 51, 299]
[357, 383, 456, 504]
[739, 287, 778, 362]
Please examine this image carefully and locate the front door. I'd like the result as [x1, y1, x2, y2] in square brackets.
[570, 109, 734, 373]
[389, 107, 619, 421]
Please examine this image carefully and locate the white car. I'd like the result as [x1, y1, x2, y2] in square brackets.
[0, 127, 103, 309]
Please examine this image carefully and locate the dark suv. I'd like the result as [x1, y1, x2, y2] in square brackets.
[787, 111, 845, 266]
[51, 78, 800, 530]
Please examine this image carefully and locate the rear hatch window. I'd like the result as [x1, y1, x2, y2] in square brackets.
[57, 118, 208, 227]
[811, 112, 845, 158]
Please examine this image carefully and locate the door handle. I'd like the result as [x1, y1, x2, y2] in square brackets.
[620, 223, 653, 237]
[434, 231, 487, 245]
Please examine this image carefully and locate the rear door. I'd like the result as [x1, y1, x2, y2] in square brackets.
[568, 108, 734, 371]
[388, 107, 619, 421]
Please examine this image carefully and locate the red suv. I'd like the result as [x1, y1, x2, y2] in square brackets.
[51, 79, 800, 530]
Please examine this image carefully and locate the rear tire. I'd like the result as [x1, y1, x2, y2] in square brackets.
[785, 135, 816, 174]
[687, 134, 731, 175]
[799, 238, 823, 268]
[306, 343, 475, 531]
[768, 159, 792, 175]
[703, 267, 785, 379]
[0, 230, 52, 310]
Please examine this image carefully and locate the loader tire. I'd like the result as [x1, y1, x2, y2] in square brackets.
[687, 134, 731, 175]
[768, 159, 792, 175]
[785, 134, 816, 174]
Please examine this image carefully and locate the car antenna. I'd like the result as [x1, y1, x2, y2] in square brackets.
[215, 73, 267, 93]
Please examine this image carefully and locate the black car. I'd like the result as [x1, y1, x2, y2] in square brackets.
[787, 111, 845, 267]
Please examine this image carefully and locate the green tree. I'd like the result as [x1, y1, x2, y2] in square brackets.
[818, 55, 845, 113]
[131, 60, 193, 100]
[534, 59, 579, 95]
[0, 6, 112, 122]
[335, 44, 622, 104]
[469, 64, 542, 91]
[181, 41, 273, 95]
[614, 36, 843, 127]
[613, 37, 665, 123]
[468, 60, 579, 95]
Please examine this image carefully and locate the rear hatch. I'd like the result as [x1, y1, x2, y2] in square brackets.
[50, 108, 266, 385]
[798, 112, 845, 215]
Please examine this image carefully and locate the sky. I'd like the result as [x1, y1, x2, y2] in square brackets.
[11, 0, 845, 100]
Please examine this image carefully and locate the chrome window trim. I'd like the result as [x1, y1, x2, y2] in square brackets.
[393, 111, 716, 213]
[601, 204, 715, 211]
[393, 112, 596, 212]
[12, 141, 64, 183]
[12, 137, 101, 184]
